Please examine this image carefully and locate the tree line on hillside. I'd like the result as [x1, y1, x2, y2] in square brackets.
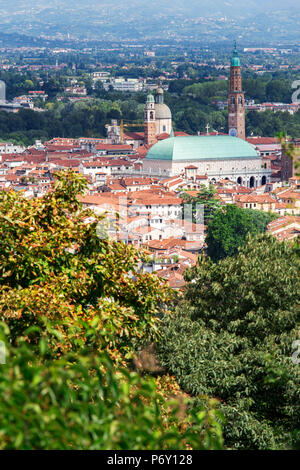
[1, 71, 300, 144]
[0, 99, 144, 146]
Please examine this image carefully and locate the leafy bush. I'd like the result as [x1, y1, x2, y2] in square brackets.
[0, 322, 224, 450]
[0, 171, 171, 363]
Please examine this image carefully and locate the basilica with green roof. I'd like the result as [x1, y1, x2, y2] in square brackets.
[143, 44, 271, 188]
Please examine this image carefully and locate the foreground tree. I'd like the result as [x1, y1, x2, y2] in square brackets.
[0, 321, 224, 450]
[158, 235, 300, 449]
[0, 171, 224, 450]
[0, 171, 171, 361]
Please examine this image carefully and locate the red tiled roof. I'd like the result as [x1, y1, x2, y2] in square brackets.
[49, 159, 80, 167]
[235, 194, 275, 204]
[278, 191, 300, 200]
[46, 145, 77, 152]
[95, 144, 132, 151]
[268, 215, 300, 230]
[106, 184, 127, 191]
[130, 196, 181, 206]
[246, 137, 280, 145]
[267, 216, 300, 241]
[124, 132, 144, 140]
[217, 186, 252, 195]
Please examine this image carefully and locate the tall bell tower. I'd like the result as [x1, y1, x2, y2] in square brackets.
[228, 42, 245, 140]
[144, 93, 157, 146]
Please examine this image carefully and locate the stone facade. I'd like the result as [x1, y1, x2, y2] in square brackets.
[143, 157, 270, 188]
[154, 88, 172, 135]
[228, 46, 246, 140]
[144, 95, 157, 146]
[281, 139, 300, 182]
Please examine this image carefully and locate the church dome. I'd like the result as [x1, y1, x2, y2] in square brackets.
[147, 93, 154, 103]
[231, 56, 241, 67]
[231, 43, 241, 67]
[146, 135, 259, 161]
[154, 103, 172, 120]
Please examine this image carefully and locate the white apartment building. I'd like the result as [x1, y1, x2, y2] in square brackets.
[92, 71, 111, 83]
[104, 78, 143, 92]
[0, 142, 26, 154]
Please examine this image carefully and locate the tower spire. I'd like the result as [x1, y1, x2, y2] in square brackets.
[144, 93, 157, 146]
[231, 41, 241, 67]
[228, 42, 245, 140]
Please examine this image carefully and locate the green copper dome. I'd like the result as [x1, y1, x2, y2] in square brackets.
[231, 55, 241, 67]
[147, 93, 154, 103]
[231, 42, 241, 67]
[146, 136, 259, 161]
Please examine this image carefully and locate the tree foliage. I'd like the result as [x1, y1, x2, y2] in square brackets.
[206, 204, 277, 261]
[0, 171, 170, 362]
[0, 321, 223, 450]
[158, 235, 300, 449]
[0, 171, 224, 450]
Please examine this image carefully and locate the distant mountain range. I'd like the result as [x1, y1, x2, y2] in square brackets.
[0, 0, 299, 44]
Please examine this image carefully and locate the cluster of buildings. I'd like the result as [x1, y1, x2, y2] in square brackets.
[0, 131, 299, 288]
[91, 71, 143, 92]
[103, 78, 143, 92]
[92, 72, 162, 93]
[0, 45, 299, 288]
[0, 81, 46, 113]
[246, 102, 300, 114]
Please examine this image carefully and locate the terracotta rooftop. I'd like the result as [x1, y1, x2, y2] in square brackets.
[235, 194, 275, 204]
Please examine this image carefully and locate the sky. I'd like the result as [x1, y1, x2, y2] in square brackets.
[0, 0, 299, 43]
[0, 0, 299, 14]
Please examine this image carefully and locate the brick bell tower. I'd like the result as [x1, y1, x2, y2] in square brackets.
[144, 93, 157, 146]
[228, 42, 245, 140]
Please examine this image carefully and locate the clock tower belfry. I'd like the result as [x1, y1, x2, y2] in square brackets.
[144, 93, 157, 146]
[228, 42, 245, 140]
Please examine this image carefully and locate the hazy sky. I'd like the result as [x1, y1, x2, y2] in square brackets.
[0, 0, 299, 43]
[0, 0, 299, 12]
